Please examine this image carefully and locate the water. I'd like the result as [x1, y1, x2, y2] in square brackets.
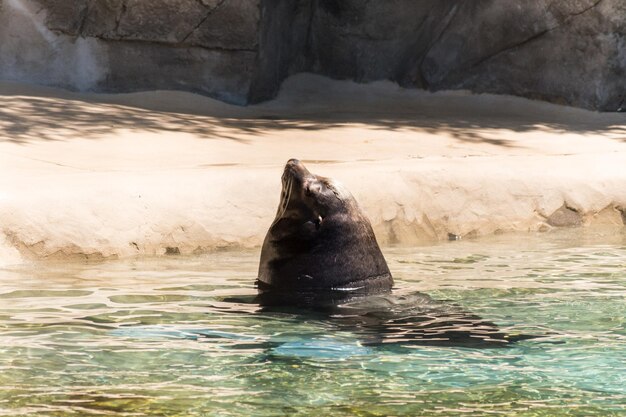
[0, 229, 624, 416]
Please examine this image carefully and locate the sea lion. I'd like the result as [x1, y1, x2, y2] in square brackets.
[257, 159, 392, 297]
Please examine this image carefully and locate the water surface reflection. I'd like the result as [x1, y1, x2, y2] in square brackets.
[0, 229, 624, 416]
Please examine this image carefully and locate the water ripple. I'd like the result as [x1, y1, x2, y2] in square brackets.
[0, 231, 625, 416]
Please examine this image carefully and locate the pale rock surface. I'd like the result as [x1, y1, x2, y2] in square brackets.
[0, 74, 625, 265]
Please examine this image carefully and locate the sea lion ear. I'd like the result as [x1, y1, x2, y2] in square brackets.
[325, 179, 351, 200]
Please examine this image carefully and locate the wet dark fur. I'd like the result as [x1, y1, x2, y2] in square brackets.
[258, 159, 392, 295]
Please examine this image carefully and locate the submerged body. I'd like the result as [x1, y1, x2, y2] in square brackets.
[256, 291, 538, 348]
[258, 159, 392, 296]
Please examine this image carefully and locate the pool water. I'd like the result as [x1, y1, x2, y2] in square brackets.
[0, 229, 624, 416]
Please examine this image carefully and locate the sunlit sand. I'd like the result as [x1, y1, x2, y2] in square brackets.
[1, 74, 624, 264]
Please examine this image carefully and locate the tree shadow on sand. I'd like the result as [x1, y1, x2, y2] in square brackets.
[0, 93, 624, 146]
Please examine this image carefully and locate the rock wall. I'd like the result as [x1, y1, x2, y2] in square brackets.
[0, 0, 624, 109]
[0, 0, 265, 104]
[308, 0, 626, 111]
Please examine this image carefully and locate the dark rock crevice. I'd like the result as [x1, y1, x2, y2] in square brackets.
[470, 28, 554, 71]
[76, 1, 90, 34]
[113, 0, 126, 35]
[569, 0, 605, 17]
[85, 36, 257, 53]
[180, 0, 228, 44]
[417, 3, 460, 89]
[619, 207, 626, 225]
[470, 0, 607, 70]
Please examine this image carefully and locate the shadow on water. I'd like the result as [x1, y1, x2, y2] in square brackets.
[109, 290, 544, 355]
[0, 92, 624, 146]
[253, 290, 541, 351]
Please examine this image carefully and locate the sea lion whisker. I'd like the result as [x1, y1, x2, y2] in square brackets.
[270, 176, 292, 228]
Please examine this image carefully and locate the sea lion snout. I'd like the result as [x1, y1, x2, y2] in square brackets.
[283, 159, 313, 184]
[281, 160, 330, 215]
[282, 160, 323, 205]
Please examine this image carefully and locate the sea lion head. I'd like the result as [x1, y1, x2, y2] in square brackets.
[271, 158, 356, 234]
[258, 159, 392, 298]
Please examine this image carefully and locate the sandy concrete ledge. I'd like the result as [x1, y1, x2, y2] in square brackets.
[1, 74, 625, 265]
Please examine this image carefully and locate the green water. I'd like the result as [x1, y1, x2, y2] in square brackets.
[0, 230, 624, 416]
